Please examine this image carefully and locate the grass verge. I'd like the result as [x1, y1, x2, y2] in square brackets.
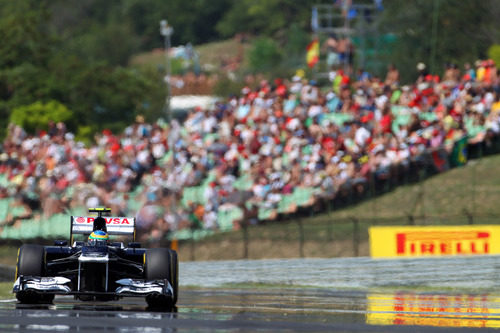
[0, 282, 13, 300]
[0, 246, 18, 266]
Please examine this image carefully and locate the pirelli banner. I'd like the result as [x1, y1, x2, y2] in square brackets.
[369, 225, 500, 258]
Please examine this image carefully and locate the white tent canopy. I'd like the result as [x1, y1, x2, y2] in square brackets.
[170, 95, 219, 112]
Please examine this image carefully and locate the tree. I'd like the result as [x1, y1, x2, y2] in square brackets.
[248, 37, 283, 73]
[216, 0, 317, 39]
[0, 0, 57, 136]
[0, 0, 53, 68]
[0, 0, 167, 140]
[122, 0, 231, 47]
[63, 62, 164, 132]
[378, 0, 497, 82]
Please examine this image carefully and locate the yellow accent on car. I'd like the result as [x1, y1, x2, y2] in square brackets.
[88, 207, 111, 213]
[15, 248, 19, 280]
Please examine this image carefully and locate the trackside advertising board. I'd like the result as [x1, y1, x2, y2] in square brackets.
[369, 225, 500, 258]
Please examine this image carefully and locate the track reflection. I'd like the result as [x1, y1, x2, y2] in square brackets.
[367, 292, 500, 328]
[5, 298, 178, 333]
[2, 290, 500, 331]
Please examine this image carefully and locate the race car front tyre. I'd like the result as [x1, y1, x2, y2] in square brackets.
[144, 248, 178, 308]
[15, 244, 54, 304]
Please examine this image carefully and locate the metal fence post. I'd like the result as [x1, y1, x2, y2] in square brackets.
[190, 228, 195, 261]
[370, 171, 376, 217]
[242, 219, 249, 259]
[471, 143, 483, 220]
[298, 218, 304, 258]
[348, 184, 354, 206]
[463, 209, 473, 225]
[352, 217, 359, 257]
[327, 218, 333, 242]
[419, 167, 426, 223]
[472, 150, 476, 219]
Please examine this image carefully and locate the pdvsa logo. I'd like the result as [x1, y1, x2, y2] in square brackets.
[74, 217, 131, 225]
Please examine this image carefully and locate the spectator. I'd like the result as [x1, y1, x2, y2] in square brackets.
[2, 59, 500, 241]
[384, 64, 400, 87]
[323, 34, 340, 69]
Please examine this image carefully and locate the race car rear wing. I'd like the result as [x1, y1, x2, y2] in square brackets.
[70, 216, 136, 242]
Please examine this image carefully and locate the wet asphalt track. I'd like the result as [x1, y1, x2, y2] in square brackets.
[4, 256, 500, 332]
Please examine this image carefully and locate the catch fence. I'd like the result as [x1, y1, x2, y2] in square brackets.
[177, 136, 500, 260]
[177, 213, 500, 261]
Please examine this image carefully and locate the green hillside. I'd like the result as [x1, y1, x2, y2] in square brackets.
[315, 158, 497, 221]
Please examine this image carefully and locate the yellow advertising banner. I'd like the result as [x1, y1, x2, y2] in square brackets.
[369, 225, 500, 258]
[367, 293, 500, 328]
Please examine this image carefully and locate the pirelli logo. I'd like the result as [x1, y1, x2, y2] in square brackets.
[396, 231, 490, 255]
[370, 226, 500, 258]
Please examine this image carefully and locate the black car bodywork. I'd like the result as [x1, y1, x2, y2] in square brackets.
[13, 208, 178, 308]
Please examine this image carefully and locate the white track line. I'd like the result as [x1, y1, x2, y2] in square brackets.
[0, 299, 16, 303]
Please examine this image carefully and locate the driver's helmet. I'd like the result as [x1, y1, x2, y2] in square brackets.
[88, 230, 109, 243]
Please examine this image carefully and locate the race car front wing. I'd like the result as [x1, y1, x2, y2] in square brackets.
[115, 278, 173, 296]
[13, 275, 174, 298]
[13, 276, 71, 294]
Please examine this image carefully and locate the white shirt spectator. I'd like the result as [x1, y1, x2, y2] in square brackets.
[355, 126, 371, 147]
[308, 105, 323, 118]
[202, 115, 217, 134]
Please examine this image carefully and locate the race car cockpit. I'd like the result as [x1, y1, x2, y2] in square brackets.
[87, 216, 109, 245]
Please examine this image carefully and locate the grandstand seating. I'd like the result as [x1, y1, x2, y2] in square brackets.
[0, 198, 12, 224]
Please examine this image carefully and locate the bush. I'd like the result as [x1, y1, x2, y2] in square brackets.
[488, 45, 500, 68]
[75, 125, 95, 147]
[212, 75, 246, 98]
[247, 37, 283, 73]
[10, 100, 73, 134]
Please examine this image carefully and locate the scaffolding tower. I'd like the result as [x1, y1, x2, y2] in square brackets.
[311, 0, 383, 78]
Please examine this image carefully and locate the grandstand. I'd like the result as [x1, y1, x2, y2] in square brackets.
[1, 58, 499, 246]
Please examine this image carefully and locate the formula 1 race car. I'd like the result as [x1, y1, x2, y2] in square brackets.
[12, 208, 178, 309]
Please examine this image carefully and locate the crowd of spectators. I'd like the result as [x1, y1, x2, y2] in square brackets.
[1, 59, 500, 241]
